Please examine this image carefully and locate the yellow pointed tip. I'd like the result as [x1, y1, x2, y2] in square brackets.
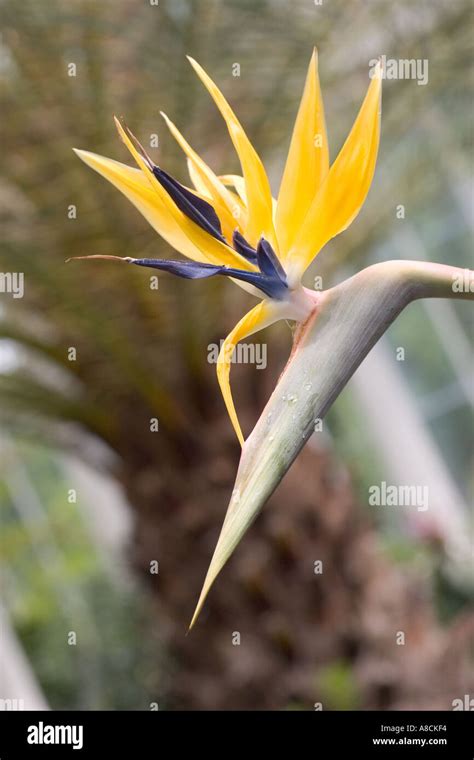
[113, 116, 156, 175]
[113, 114, 122, 133]
[114, 115, 139, 150]
[113, 115, 127, 143]
[73, 147, 117, 174]
[373, 58, 384, 79]
[159, 111, 174, 132]
[187, 55, 207, 81]
[73, 148, 116, 174]
[186, 55, 200, 75]
[73, 148, 92, 162]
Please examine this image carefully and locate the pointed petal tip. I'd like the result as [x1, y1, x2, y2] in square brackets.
[73, 147, 93, 162]
[113, 114, 126, 142]
[113, 114, 132, 143]
[113, 116, 156, 174]
[373, 57, 384, 79]
[236, 428, 244, 447]
[187, 55, 208, 80]
[73, 147, 115, 170]
[186, 55, 201, 74]
[159, 111, 177, 134]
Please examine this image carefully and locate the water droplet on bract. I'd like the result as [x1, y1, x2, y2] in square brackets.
[304, 381, 313, 391]
[268, 435, 275, 442]
[286, 393, 298, 405]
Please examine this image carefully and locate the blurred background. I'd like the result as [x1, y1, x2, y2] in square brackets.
[0, 0, 473, 710]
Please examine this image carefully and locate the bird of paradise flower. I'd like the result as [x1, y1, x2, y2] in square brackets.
[71, 51, 474, 629]
[70, 50, 388, 626]
[72, 51, 382, 448]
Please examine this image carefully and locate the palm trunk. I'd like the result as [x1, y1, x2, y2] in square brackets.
[119, 423, 471, 710]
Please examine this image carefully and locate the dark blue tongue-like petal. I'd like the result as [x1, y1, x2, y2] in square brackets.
[232, 230, 258, 264]
[129, 258, 222, 279]
[152, 166, 226, 242]
[256, 238, 287, 282]
[148, 165, 286, 300]
[128, 258, 288, 299]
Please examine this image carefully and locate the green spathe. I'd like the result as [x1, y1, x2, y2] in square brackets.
[189, 260, 474, 628]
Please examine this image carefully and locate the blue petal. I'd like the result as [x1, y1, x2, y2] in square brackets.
[223, 267, 288, 299]
[129, 258, 289, 299]
[152, 167, 226, 242]
[256, 238, 287, 283]
[232, 230, 258, 264]
[129, 258, 222, 279]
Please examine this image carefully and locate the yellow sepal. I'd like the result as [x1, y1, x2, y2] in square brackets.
[276, 48, 329, 260]
[287, 61, 382, 280]
[160, 111, 243, 242]
[217, 301, 277, 445]
[73, 149, 207, 263]
[187, 57, 278, 252]
[113, 116, 255, 271]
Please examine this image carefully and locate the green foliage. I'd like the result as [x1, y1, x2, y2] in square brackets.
[1, 441, 163, 709]
[318, 661, 360, 710]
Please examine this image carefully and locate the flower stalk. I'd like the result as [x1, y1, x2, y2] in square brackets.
[189, 261, 474, 627]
